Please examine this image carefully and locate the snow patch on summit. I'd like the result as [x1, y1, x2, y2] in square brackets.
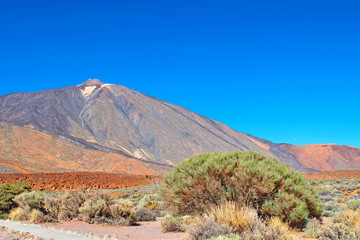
[81, 86, 97, 97]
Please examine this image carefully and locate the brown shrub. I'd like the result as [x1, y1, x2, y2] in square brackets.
[29, 209, 45, 223]
[264, 217, 294, 240]
[13, 191, 44, 210]
[109, 200, 136, 225]
[320, 223, 359, 240]
[135, 207, 156, 221]
[334, 210, 360, 228]
[187, 217, 232, 240]
[303, 218, 323, 238]
[161, 215, 187, 233]
[8, 207, 30, 221]
[44, 190, 87, 220]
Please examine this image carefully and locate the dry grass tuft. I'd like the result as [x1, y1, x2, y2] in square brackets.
[206, 201, 257, 233]
[29, 209, 45, 223]
[8, 207, 30, 221]
[334, 209, 360, 228]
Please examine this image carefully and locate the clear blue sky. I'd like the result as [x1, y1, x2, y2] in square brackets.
[1, 0, 359, 147]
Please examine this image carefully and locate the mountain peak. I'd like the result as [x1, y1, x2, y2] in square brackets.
[77, 79, 104, 87]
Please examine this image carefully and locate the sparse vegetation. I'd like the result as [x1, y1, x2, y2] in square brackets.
[161, 215, 187, 232]
[135, 207, 157, 221]
[8, 207, 30, 221]
[1, 155, 359, 240]
[187, 217, 232, 240]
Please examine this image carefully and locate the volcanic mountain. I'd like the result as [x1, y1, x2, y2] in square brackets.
[0, 79, 359, 173]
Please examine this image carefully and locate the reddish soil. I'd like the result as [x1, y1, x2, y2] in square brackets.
[0, 172, 162, 191]
[0, 122, 169, 176]
[43, 220, 187, 240]
[304, 170, 360, 179]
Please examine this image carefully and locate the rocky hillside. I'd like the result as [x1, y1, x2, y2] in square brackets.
[0, 121, 169, 175]
[279, 144, 360, 171]
[0, 79, 359, 173]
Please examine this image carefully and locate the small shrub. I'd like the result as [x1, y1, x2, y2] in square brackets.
[160, 211, 169, 217]
[140, 194, 160, 202]
[303, 218, 323, 238]
[264, 217, 294, 240]
[80, 199, 109, 221]
[161, 215, 187, 232]
[44, 190, 87, 220]
[45, 190, 115, 222]
[334, 210, 360, 228]
[143, 201, 158, 210]
[162, 151, 322, 228]
[13, 191, 45, 210]
[208, 234, 241, 240]
[319, 190, 332, 196]
[109, 200, 136, 225]
[8, 207, 30, 221]
[320, 223, 359, 240]
[347, 199, 360, 211]
[187, 217, 231, 240]
[0, 182, 30, 218]
[206, 201, 257, 233]
[319, 195, 336, 202]
[323, 204, 339, 212]
[135, 207, 156, 221]
[323, 210, 336, 217]
[29, 209, 45, 223]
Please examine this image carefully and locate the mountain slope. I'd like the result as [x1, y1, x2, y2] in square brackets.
[0, 79, 305, 171]
[0, 121, 168, 175]
[279, 144, 360, 171]
[1, 79, 359, 173]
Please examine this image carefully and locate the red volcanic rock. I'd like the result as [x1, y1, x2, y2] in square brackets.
[280, 144, 360, 171]
[0, 172, 162, 191]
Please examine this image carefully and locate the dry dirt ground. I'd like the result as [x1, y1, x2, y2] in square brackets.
[0, 220, 313, 240]
[42, 220, 188, 240]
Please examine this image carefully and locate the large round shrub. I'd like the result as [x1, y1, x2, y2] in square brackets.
[162, 151, 322, 228]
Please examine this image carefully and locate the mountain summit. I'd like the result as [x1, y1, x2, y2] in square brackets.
[77, 79, 104, 87]
[0, 80, 359, 174]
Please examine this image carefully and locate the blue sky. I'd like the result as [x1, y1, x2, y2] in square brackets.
[1, 0, 359, 147]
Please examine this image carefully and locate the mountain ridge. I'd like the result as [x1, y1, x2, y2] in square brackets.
[0, 79, 359, 173]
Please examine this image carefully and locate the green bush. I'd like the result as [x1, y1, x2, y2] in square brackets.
[162, 151, 322, 228]
[161, 215, 188, 232]
[208, 234, 241, 240]
[0, 182, 30, 218]
[13, 191, 45, 210]
[44, 190, 87, 220]
[347, 199, 360, 211]
[109, 200, 136, 225]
